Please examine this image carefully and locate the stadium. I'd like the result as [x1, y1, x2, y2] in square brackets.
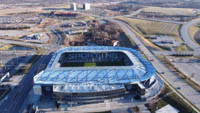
[33, 46, 163, 104]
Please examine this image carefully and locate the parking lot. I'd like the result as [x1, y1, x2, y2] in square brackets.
[166, 56, 200, 85]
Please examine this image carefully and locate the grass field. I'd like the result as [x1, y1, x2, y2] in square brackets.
[61, 61, 125, 67]
[84, 63, 96, 67]
[68, 15, 94, 22]
[149, 92, 197, 113]
[143, 7, 195, 16]
[147, 82, 197, 113]
[118, 17, 180, 38]
[116, 18, 163, 50]
[0, 44, 12, 50]
[173, 44, 188, 51]
[117, 17, 182, 50]
[0, 6, 43, 16]
[189, 25, 200, 46]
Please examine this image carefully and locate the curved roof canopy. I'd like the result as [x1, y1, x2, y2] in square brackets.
[34, 46, 156, 93]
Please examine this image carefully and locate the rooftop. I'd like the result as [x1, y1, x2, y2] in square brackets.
[34, 46, 155, 93]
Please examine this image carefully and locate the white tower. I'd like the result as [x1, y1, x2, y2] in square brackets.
[83, 3, 90, 10]
[70, 3, 77, 11]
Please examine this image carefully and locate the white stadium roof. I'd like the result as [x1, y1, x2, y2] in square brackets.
[34, 46, 156, 93]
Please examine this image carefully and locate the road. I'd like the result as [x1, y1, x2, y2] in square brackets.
[0, 50, 35, 55]
[129, 17, 184, 24]
[0, 38, 42, 48]
[0, 38, 60, 49]
[0, 50, 52, 113]
[47, 21, 67, 45]
[180, 18, 200, 51]
[51, 29, 65, 45]
[152, 51, 195, 56]
[124, 9, 144, 17]
[111, 19, 200, 112]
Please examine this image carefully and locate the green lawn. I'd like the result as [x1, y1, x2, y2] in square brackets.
[84, 63, 96, 67]
[61, 61, 125, 67]
[149, 93, 196, 113]
[173, 44, 188, 51]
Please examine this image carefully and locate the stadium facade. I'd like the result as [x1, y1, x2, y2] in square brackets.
[33, 46, 163, 104]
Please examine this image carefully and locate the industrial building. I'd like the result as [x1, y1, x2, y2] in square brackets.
[33, 46, 163, 105]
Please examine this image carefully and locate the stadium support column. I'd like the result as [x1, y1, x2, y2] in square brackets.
[33, 85, 42, 106]
[70, 87, 72, 107]
[33, 85, 42, 96]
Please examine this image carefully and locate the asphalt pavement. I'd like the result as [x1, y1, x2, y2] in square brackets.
[0, 38, 42, 48]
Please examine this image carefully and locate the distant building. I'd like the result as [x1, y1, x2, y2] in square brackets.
[83, 3, 90, 10]
[53, 11, 78, 17]
[66, 29, 88, 35]
[70, 3, 77, 11]
[23, 34, 41, 40]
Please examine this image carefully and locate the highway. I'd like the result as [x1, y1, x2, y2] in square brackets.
[0, 38, 61, 49]
[47, 21, 68, 46]
[152, 51, 195, 56]
[180, 18, 200, 51]
[0, 50, 35, 55]
[0, 50, 52, 113]
[124, 9, 144, 17]
[128, 17, 184, 24]
[0, 38, 42, 48]
[50, 29, 65, 45]
[111, 19, 200, 112]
